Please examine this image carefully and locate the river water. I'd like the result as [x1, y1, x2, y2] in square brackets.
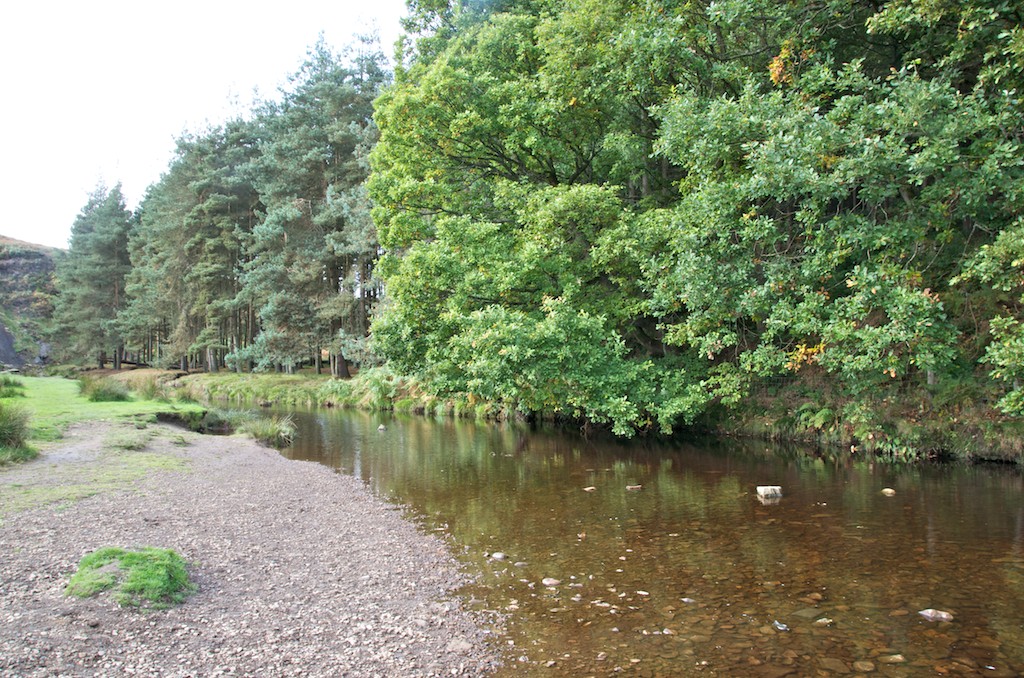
[278, 408, 1024, 676]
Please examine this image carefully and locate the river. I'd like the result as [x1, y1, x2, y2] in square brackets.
[277, 408, 1024, 677]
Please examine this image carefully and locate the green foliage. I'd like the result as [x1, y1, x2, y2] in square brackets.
[34, 1, 1023, 445]
[369, 0, 1024, 438]
[65, 546, 195, 609]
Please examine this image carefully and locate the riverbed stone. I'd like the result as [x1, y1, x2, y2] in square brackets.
[853, 660, 875, 672]
[818, 657, 850, 673]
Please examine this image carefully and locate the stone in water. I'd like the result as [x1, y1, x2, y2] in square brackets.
[881, 487, 896, 496]
[542, 577, 561, 587]
[918, 608, 954, 622]
[756, 486, 783, 498]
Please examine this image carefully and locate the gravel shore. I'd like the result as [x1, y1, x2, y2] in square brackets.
[0, 422, 503, 677]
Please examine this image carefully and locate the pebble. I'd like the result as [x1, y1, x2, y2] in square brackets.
[878, 654, 906, 664]
[918, 608, 954, 622]
[0, 422, 502, 678]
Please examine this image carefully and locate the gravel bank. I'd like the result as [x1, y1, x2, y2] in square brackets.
[0, 422, 503, 676]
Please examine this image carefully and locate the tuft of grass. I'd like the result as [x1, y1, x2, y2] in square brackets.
[0, 375, 26, 399]
[65, 546, 195, 609]
[0, 402, 34, 463]
[237, 414, 297, 448]
[104, 429, 151, 451]
[79, 376, 131, 403]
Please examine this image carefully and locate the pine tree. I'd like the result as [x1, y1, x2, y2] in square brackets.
[52, 184, 133, 367]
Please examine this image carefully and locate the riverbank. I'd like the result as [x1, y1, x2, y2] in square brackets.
[0, 421, 502, 676]
[171, 369, 1024, 464]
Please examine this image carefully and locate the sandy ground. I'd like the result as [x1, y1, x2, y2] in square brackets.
[0, 422, 503, 677]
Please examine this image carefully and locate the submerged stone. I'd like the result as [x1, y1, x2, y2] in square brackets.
[918, 608, 954, 622]
[818, 657, 850, 673]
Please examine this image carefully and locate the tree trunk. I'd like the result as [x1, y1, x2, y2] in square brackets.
[335, 350, 351, 379]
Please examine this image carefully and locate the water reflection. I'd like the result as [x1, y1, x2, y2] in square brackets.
[281, 408, 1024, 676]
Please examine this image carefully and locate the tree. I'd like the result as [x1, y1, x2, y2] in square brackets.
[235, 37, 388, 376]
[369, 0, 1024, 434]
[53, 184, 133, 367]
[120, 119, 261, 371]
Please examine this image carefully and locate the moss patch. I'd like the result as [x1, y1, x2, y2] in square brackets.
[66, 546, 195, 609]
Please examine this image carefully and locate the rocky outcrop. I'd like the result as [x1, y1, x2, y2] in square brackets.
[0, 235, 59, 366]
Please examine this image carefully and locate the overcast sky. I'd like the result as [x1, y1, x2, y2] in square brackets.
[0, 0, 408, 249]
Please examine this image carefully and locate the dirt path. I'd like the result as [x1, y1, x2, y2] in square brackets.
[0, 422, 503, 676]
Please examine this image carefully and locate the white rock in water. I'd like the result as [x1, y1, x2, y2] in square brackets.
[918, 608, 954, 622]
[542, 577, 561, 587]
[490, 552, 507, 561]
[377, 424, 386, 431]
[756, 486, 783, 498]
[881, 487, 896, 496]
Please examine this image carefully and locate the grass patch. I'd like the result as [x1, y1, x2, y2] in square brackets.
[6, 376, 203, 445]
[66, 546, 195, 609]
[179, 372, 332, 406]
[0, 438, 189, 519]
[104, 429, 151, 451]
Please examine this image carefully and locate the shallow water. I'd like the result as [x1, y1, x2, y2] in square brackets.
[280, 409, 1024, 676]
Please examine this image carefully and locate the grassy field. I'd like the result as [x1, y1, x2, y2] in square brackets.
[1, 375, 203, 453]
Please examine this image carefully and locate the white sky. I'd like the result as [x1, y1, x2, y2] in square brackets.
[0, 0, 408, 249]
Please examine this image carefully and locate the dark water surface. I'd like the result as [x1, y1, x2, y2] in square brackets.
[279, 408, 1024, 676]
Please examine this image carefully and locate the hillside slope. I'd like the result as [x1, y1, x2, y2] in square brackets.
[0, 235, 59, 367]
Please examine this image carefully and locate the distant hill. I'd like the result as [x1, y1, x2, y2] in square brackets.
[0, 235, 60, 367]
